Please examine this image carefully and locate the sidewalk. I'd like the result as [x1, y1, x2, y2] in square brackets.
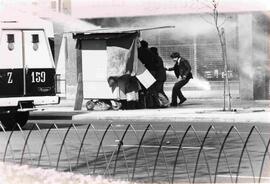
[40, 98, 270, 124]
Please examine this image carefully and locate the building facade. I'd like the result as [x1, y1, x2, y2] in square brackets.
[3, 0, 268, 100]
[60, 12, 269, 100]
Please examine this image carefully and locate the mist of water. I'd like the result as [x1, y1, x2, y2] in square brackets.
[108, 15, 227, 91]
[43, 11, 99, 33]
[190, 77, 211, 90]
[112, 12, 269, 92]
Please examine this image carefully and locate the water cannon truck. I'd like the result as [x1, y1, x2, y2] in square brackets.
[0, 18, 60, 130]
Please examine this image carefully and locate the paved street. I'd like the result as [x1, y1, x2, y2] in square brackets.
[1, 82, 269, 183]
[0, 94, 268, 183]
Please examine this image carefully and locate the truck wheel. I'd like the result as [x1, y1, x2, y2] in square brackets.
[0, 113, 17, 131]
[15, 112, 29, 128]
[0, 112, 29, 131]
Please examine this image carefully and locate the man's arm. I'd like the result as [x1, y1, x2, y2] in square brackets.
[183, 59, 191, 76]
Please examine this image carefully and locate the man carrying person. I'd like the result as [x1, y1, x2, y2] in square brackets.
[138, 40, 156, 76]
[150, 47, 169, 101]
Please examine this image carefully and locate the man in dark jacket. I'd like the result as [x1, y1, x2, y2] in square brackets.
[166, 52, 193, 106]
[150, 47, 168, 99]
[138, 40, 156, 76]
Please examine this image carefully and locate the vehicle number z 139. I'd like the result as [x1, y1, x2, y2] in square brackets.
[31, 71, 46, 83]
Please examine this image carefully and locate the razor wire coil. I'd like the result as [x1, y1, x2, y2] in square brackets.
[0, 122, 269, 184]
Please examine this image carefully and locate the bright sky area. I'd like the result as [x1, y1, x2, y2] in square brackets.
[71, 0, 270, 18]
[0, 0, 270, 18]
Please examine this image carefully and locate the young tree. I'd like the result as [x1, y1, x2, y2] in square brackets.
[195, 0, 232, 111]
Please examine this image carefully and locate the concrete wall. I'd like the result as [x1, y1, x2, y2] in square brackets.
[238, 14, 254, 100]
[238, 13, 270, 100]
[252, 13, 270, 100]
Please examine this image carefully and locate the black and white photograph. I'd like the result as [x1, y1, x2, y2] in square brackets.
[0, 0, 270, 183]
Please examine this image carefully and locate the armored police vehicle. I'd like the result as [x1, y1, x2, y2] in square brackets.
[0, 18, 59, 130]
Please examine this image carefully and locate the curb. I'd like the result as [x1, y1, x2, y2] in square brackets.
[72, 108, 270, 124]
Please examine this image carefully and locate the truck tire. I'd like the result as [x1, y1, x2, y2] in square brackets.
[0, 113, 17, 130]
[15, 112, 29, 128]
[0, 112, 29, 131]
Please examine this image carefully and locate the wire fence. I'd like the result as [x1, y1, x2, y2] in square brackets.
[0, 122, 270, 183]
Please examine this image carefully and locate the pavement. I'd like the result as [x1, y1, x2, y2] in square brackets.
[34, 96, 270, 124]
[30, 78, 270, 124]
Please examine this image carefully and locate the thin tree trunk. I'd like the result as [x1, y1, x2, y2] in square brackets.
[216, 26, 227, 111]
[221, 28, 231, 111]
[213, 7, 231, 111]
